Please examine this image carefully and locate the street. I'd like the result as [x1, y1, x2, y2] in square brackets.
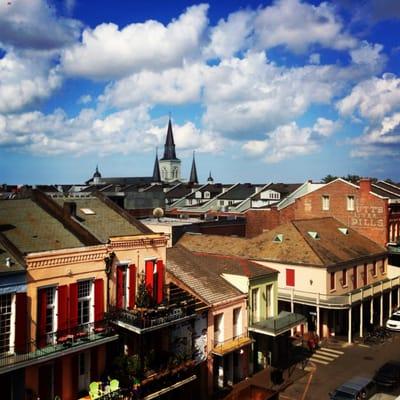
[280, 334, 400, 400]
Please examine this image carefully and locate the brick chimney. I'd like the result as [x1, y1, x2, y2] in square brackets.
[359, 178, 371, 196]
[63, 201, 77, 219]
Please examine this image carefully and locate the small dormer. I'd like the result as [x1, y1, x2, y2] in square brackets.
[273, 234, 284, 243]
[308, 231, 320, 240]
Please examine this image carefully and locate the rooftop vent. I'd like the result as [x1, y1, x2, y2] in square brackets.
[273, 234, 284, 243]
[308, 231, 320, 240]
[338, 227, 349, 235]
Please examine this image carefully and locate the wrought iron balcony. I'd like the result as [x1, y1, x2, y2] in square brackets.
[0, 320, 118, 374]
[107, 302, 197, 334]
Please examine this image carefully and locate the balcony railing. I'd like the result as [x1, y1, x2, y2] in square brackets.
[107, 303, 197, 334]
[249, 311, 306, 337]
[0, 320, 118, 374]
[279, 276, 400, 309]
[212, 333, 252, 356]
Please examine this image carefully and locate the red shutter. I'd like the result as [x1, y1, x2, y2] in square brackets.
[145, 260, 154, 300]
[15, 292, 27, 353]
[69, 283, 78, 331]
[128, 264, 136, 309]
[37, 289, 47, 348]
[286, 269, 295, 287]
[116, 266, 124, 309]
[156, 260, 164, 304]
[57, 285, 68, 337]
[94, 279, 104, 322]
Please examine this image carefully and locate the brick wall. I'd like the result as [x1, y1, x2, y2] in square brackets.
[245, 179, 390, 246]
[245, 208, 280, 238]
[287, 179, 388, 246]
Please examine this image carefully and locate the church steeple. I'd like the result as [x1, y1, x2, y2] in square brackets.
[159, 116, 182, 182]
[152, 149, 161, 183]
[207, 171, 214, 184]
[189, 151, 199, 184]
[161, 118, 178, 160]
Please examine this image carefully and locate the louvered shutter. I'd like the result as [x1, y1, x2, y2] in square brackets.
[57, 285, 68, 337]
[94, 279, 104, 322]
[15, 292, 27, 353]
[116, 266, 124, 308]
[156, 260, 164, 304]
[128, 264, 136, 309]
[145, 260, 154, 301]
[69, 283, 78, 330]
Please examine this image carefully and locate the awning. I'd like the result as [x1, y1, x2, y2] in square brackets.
[212, 335, 253, 356]
[249, 311, 306, 337]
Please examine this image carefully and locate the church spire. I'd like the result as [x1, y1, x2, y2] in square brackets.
[189, 151, 199, 184]
[207, 170, 214, 184]
[152, 148, 161, 183]
[161, 117, 178, 160]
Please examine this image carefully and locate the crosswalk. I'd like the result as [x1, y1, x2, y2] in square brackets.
[309, 347, 344, 365]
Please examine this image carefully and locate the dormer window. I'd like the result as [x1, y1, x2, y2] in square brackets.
[273, 234, 284, 243]
[338, 227, 349, 235]
[204, 191, 210, 199]
[308, 231, 320, 240]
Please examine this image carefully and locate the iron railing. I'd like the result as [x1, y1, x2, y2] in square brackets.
[279, 276, 400, 308]
[249, 311, 306, 336]
[107, 303, 197, 332]
[0, 320, 117, 373]
[212, 333, 251, 354]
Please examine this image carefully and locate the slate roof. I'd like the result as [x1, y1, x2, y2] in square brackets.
[252, 183, 302, 201]
[166, 246, 245, 305]
[165, 183, 201, 199]
[0, 198, 85, 253]
[53, 195, 150, 242]
[178, 217, 386, 267]
[185, 183, 230, 200]
[218, 183, 256, 200]
[372, 181, 400, 199]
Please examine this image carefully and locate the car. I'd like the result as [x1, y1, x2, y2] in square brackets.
[329, 376, 376, 400]
[374, 361, 400, 388]
[386, 311, 400, 331]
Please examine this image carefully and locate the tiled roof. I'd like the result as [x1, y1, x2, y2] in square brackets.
[166, 246, 245, 305]
[0, 198, 85, 253]
[178, 217, 386, 267]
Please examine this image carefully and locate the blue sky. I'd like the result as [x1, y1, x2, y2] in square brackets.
[1, 0, 400, 184]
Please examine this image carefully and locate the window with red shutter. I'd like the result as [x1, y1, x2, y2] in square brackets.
[57, 285, 68, 337]
[145, 260, 155, 301]
[286, 269, 295, 287]
[156, 260, 164, 304]
[128, 264, 136, 309]
[116, 266, 124, 308]
[15, 292, 27, 354]
[94, 279, 104, 322]
[330, 272, 335, 291]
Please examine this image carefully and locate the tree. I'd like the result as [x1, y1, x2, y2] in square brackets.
[322, 174, 337, 183]
[136, 272, 151, 308]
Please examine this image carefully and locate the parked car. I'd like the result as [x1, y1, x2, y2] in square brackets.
[329, 376, 376, 400]
[374, 361, 400, 388]
[386, 311, 400, 331]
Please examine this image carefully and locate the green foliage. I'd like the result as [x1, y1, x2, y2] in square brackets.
[136, 273, 150, 308]
[111, 354, 141, 388]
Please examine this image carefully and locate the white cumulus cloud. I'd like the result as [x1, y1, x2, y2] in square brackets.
[61, 4, 209, 80]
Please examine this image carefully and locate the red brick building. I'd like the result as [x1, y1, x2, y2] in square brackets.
[246, 178, 400, 248]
